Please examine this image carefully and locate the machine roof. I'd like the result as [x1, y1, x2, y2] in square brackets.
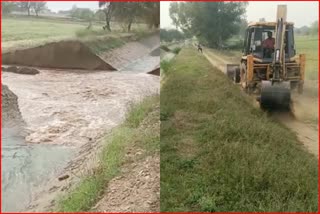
[248, 22, 294, 27]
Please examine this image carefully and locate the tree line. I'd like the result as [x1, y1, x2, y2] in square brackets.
[2, 2, 47, 16]
[169, 2, 248, 48]
[98, 2, 159, 32]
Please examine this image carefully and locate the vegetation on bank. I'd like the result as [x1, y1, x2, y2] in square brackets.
[160, 48, 318, 212]
[56, 96, 160, 212]
[2, 16, 154, 53]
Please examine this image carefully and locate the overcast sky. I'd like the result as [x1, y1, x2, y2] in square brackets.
[160, 1, 319, 28]
[47, 1, 99, 12]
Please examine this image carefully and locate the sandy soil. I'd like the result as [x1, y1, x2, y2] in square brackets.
[203, 48, 318, 157]
[94, 154, 160, 212]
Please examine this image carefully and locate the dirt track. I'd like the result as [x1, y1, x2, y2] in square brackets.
[203, 48, 319, 157]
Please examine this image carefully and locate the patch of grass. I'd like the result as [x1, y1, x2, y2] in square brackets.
[160, 48, 318, 212]
[2, 16, 151, 53]
[56, 95, 159, 212]
[83, 36, 125, 55]
[160, 60, 172, 74]
[172, 47, 181, 54]
[75, 28, 109, 38]
[126, 96, 159, 128]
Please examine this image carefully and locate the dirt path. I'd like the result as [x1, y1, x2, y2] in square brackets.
[203, 47, 318, 157]
[94, 154, 160, 212]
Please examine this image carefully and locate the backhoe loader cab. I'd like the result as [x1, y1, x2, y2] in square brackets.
[243, 23, 296, 61]
[228, 5, 306, 109]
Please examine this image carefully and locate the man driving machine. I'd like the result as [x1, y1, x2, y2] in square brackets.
[262, 31, 275, 58]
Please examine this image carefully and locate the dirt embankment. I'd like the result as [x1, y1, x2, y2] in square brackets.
[2, 41, 116, 71]
[2, 84, 24, 127]
[94, 107, 160, 212]
[148, 67, 160, 76]
[2, 66, 40, 75]
[101, 34, 160, 70]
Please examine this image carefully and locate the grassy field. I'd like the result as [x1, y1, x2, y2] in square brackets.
[1, 16, 150, 52]
[56, 96, 159, 212]
[295, 35, 319, 80]
[160, 48, 318, 212]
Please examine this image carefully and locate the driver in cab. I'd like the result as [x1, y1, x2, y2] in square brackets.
[262, 31, 275, 58]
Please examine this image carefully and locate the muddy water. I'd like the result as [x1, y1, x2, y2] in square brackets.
[121, 55, 159, 73]
[2, 65, 159, 212]
[2, 128, 74, 212]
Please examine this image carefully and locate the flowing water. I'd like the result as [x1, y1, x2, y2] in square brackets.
[2, 128, 74, 212]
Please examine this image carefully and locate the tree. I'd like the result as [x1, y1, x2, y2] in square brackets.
[160, 29, 186, 42]
[30, 2, 47, 17]
[170, 2, 248, 48]
[169, 2, 179, 29]
[311, 20, 318, 35]
[94, 9, 105, 21]
[2, 2, 16, 14]
[99, 2, 115, 31]
[112, 2, 143, 32]
[16, 2, 32, 16]
[142, 2, 160, 29]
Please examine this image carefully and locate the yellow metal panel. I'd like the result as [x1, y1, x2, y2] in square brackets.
[277, 5, 287, 22]
[299, 54, 306, 81]
[248, 21, 294, 27]
[266, 65, 271, 80]
[247, 55, 254, 82]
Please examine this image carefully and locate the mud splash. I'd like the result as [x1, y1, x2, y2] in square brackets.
[2, 41, 116, 70]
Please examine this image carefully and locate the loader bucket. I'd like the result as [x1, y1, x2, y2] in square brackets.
[259, 80, 291, 109]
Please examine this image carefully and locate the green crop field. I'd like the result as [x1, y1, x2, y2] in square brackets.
[295, 35, 319, 80]
[160, 48, 318, 212]
[1, 16, 149, 53]
[1, 17, 91, 42]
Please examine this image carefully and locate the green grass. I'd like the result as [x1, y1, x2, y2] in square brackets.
[1, 17, 88, 42]
[160, 60, 172, 74]
[56, 95, 159, 212]
[160, 48, 318, 212]
[83, 37, 126, 55]
[1, 16, 151, 53]
[172, 47, 182, 54]
[295, 35, 319, 80]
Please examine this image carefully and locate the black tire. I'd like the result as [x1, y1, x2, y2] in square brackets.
[234, 68, 240, 83]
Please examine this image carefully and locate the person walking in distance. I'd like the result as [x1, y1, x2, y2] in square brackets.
[197, 43, 203, 53]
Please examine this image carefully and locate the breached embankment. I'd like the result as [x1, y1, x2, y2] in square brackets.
[2, 41, 116, 71]
[2, 84, 24, 127]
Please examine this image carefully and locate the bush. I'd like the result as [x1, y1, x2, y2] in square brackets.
[172, 47, 181, 54]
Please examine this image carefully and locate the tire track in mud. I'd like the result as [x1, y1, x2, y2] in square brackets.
[203, 48, 318, 157]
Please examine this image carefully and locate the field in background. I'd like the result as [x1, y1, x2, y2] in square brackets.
[2, 16, 149, 52]
[295, 35, 318, 80]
